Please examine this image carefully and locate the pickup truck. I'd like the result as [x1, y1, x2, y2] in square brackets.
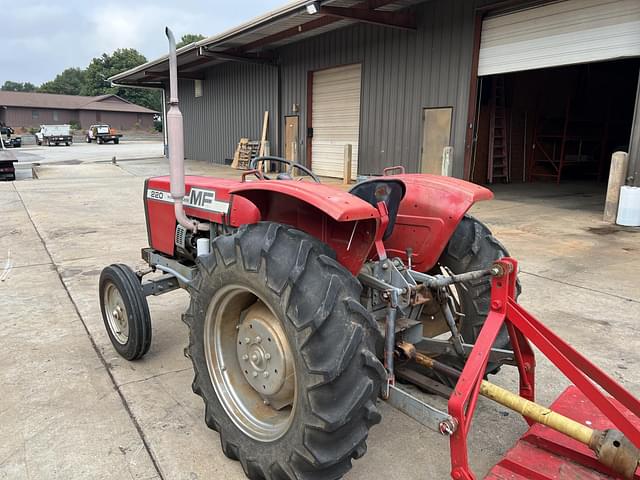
[86, 124, 122, 144]
[36, 124, 73, 146]
[0, 126, 21, 148]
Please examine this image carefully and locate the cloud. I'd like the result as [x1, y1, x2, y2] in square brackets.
[0, 0, 284, 85]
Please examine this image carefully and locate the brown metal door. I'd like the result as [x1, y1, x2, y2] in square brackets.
[421, 107, 453, 174]
[284, 116, 299, 162]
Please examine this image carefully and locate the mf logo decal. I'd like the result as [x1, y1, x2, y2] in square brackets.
[186, 188, 229, 213]
[147, 188, 229, 214]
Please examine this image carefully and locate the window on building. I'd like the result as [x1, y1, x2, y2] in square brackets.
[195, 79, 203, 98]
[53, 110, 59, 121]
[32, 110, 39, 119]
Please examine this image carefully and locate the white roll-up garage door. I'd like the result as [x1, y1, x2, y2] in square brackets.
[311, 64, 361, 178]
[478, 0, 640, 76]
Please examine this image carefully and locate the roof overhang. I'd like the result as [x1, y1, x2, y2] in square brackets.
[110, 0, 419, 88]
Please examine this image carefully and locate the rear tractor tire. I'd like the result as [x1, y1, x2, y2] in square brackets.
[185, 222, 385, 480]
[99, 264, 152, 360]
[429, 214, 520, 377]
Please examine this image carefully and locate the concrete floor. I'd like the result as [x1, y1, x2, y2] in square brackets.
[1, 158, 639, 480]
[11, 140, 164, 166]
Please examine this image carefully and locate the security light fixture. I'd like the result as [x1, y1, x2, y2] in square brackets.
[306, 2, 319, 15]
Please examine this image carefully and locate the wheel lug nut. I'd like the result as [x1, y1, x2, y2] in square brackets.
[263, 399, 270, 406]
[263, 371, 269, 378]
[242, 354, 249, 361]
[255, 336, 262, 343]
[252, 371, 258, 378]
[244, 337, 251, 344]
[264, 353, 271, 360]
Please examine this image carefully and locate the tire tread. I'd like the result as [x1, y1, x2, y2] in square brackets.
[186, 222, 384, 480]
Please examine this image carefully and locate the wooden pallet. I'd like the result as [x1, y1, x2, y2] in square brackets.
[231, 138, 260, 170]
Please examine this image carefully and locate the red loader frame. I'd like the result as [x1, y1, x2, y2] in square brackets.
[449, 257, 640, 480]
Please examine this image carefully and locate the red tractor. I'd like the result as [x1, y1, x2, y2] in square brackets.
[99, 28, 640, 480]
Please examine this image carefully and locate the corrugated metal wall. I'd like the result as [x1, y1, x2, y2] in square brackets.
[178, 0, 479, 176]
[179, 62, 278, 164]
[279, 0, 477, 176]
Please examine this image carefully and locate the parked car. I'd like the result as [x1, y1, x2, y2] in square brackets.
[36, 124, 72, 146]
[0, 126, 21, 148]
[86, 124, 122, 144]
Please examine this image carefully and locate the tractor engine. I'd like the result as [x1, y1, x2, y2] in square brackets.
[174, 224, 206, 261]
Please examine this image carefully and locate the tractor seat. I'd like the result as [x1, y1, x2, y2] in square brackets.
[349, 179, 406, 240]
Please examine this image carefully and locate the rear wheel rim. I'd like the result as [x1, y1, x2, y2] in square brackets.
[104, 283, 129, 344]
[204, 285, 296, 442]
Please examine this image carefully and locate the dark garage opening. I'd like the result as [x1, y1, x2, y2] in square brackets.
[470, 58, 640, 187]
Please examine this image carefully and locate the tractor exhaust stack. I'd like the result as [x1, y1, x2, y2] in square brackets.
[165, 27, 202, 232]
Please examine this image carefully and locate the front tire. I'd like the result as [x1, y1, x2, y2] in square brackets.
[185, 222, 385, 480]
[99, 264, 152, 360]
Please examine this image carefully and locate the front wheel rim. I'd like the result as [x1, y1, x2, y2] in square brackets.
[104, 283, 129, 344]
[204, 285, 297, 442]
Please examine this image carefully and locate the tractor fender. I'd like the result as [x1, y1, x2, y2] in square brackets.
[229, 181, 380, 275]
[382, 174, 493, 272]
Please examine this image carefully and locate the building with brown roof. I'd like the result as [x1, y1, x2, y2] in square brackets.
[0, 91, 158, 131]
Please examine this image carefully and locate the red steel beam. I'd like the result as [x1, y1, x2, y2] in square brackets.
[236, 15, 338, 53]
[236, 0, 399, 53]
[318, 6, 416, 30]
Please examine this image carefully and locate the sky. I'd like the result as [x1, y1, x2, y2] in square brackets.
[1, 0, 285, 86]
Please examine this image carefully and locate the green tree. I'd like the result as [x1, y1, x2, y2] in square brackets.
[1, 81, 37, 92]
[39, 68, 86, 95]
[177, 33, 205, 48]
[82, 48, 161, 111]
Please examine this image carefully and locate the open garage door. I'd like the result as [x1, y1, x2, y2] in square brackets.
[311, 64, 361, 178]
[478, 0, 640, 77]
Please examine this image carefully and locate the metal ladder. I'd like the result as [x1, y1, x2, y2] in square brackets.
[487, 75, 510, 183]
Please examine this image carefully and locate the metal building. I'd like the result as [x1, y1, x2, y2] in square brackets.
[111, 0, 640, 186]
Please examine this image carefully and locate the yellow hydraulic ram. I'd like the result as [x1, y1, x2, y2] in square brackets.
[399, 344, 640, 479]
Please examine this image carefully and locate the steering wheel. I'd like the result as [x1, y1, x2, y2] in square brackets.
[249, 156, 321, 183]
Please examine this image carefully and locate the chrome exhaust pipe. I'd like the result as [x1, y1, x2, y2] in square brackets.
[165, 27, 202, 232]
